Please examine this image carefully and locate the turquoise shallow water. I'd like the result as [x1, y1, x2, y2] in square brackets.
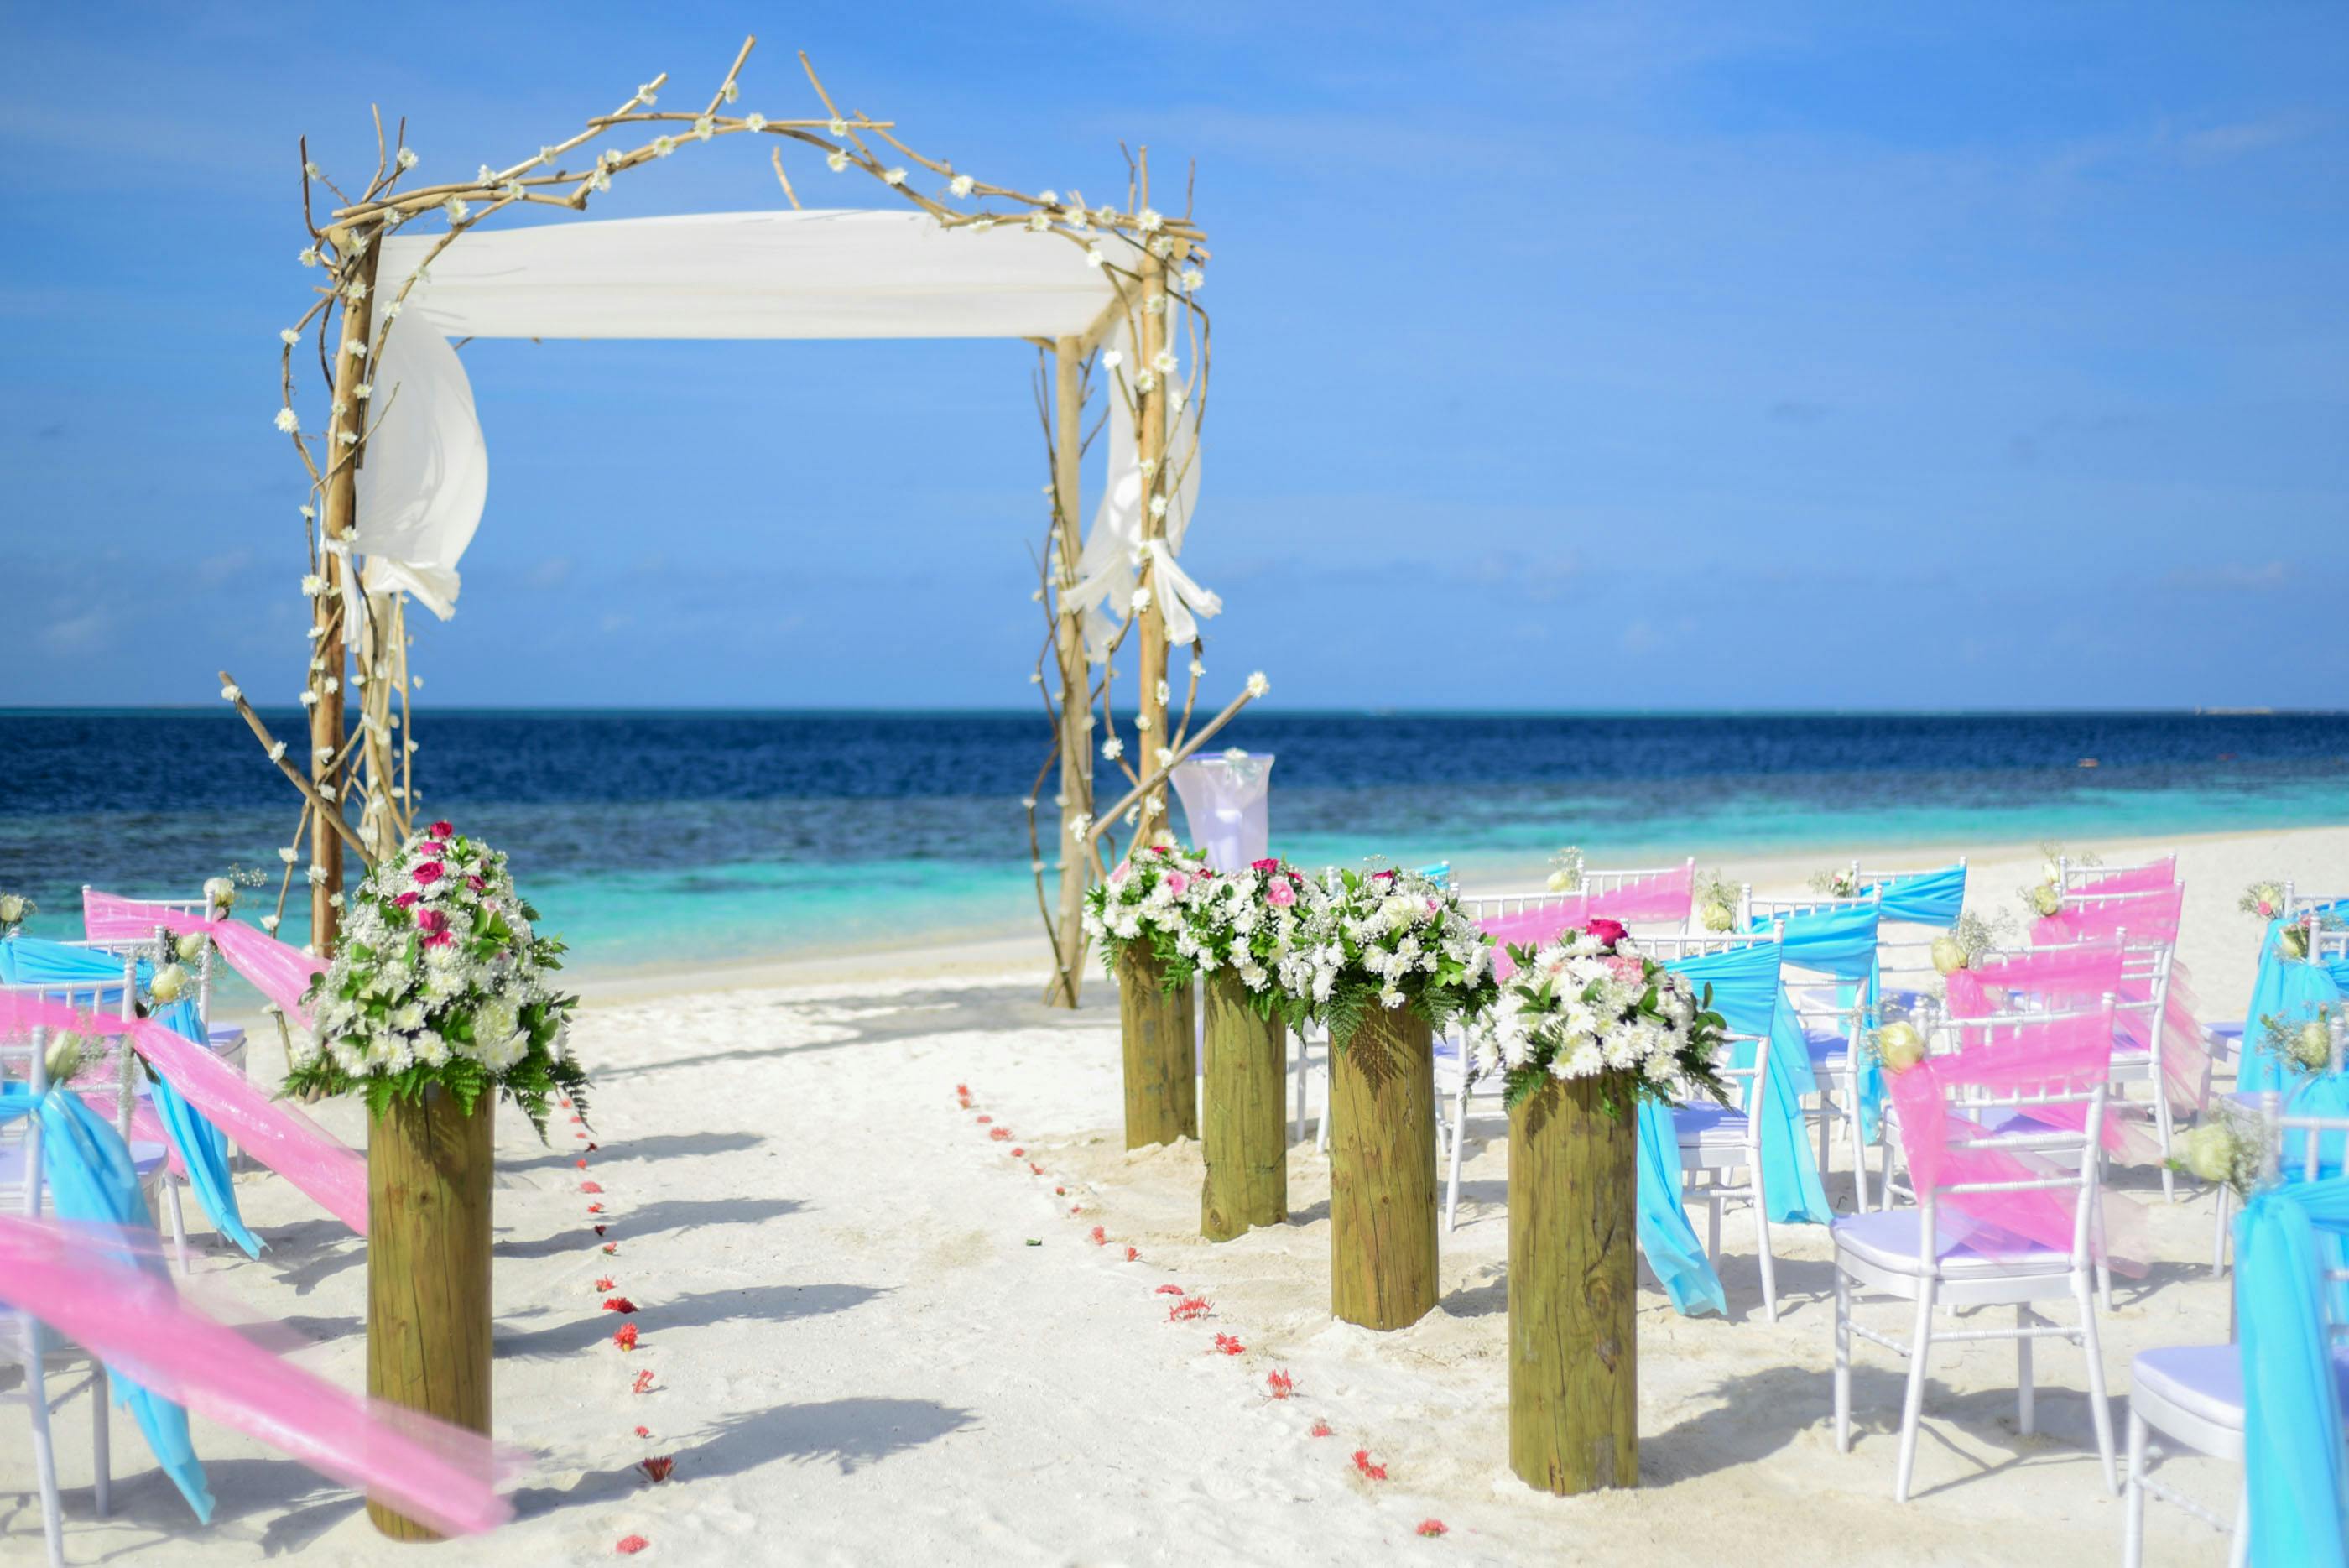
[4, 708, 2346, 982]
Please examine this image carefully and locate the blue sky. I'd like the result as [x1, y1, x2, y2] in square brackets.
[3, 2, 2344, 711]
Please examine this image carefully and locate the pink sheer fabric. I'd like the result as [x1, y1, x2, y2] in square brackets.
[0, 1215, 513, 1536]
[1887, 1013, 2149, 1274]
[2025, 884, 2209, 1109]
[0, 995, 366, 1235]
[1478, 865, 1696, 981]
[1940, 943, 2160, 1160]
[1480, 906, 1576, 979]
[82, 889, 321, 1029]
[2029, 883, 2185, 945]
[2069, 857, 2176, 896]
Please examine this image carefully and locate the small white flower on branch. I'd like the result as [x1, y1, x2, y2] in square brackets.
[1138, 456, 1158, 477]
[1031, 860, 1046, 875]
[259, 914, 280, 933]
[972, 216, 996, 232]
[445, 195, 469, 221]
[219, 683, 241, 702]
[601, 148, 622, 169]
[301, 574, 325, 596]
[1133, 712, 1154, 732]
[1093, 205, 1117, 224]
[304, 160, 320, 178]
[693, 115, 715, 141]
[412, 675, 424, 690]
[1068, 811, 1093, 841]
[950, 173, 974, 198]
[1102, 349, 1123, 369]
[1040, 190, 1060, 204]
[1084, 247, 1104, 268]
[330, 399, 347, 419]
[1172, 383, 1190, 414]
[1143, 294, 1167, 315]
[1124, 805, 1140, 826]
[1129, 586, 1152, 613]
[354, 382, 372, 399]
[883, 166, 907, 185]
[827, 149, 849, 172]
[1029, 587, 1044, 602]
[1246, 671, 1271, 698]
[1029, 670, 1043, 684]
[1155, 679, 1171, 705]
[1149, 237, 1174, 258]
[1138, 207, 1164, 232]
[539, 145, 557, 165]
[722, 81, 740, 103]
[1020, 795, 1038, 810]
[591, 169, 612, 193]
[1145, 791, 1164, 815]
[278, 846, 299, 865]
[637, 83, 659, 106]
[268, 741, 287, 762]
[344, 279, 368, 301]
[299, 502, 315, 519]
[396, 148, 419, 170]
[499, 180, 524, 200]
[273, 408, 299, 434]
[299, 246, 320, 267]
[328, 892, 344, 909]
[342, 338, 367, 358]
[653, 135, 676, 158]
[323, 677, 340, 695]
[1148, 495, 1168, 518]
[299, 690, 319, 707]
[1180, 267, 1204, 290]
[383, 300, 402, 318]
[1154, 746, 1173, 767]
[306, 863, 328, 885]
[1026, 212, 1049, 232]
[478, 164, 496, 183]
[828, 116, 847, 137]
[280, 328, 300, 346]
[744, 112, 767, 132]
[1101, 736, 1124, 760]
[1135, 370, 1156, 393]
[338, 430, 359, 446]
[1152, 349, 1176, 374]
[1189, 659, 1205, 679]
[305, 626, 323, 641]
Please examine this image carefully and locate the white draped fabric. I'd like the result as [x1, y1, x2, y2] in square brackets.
[357, 208, 1208, 636]
[1170, 753, 1273, 872]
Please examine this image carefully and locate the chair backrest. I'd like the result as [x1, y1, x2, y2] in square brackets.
[1742, 886, 1881, 924]
[2315, 925, 2349, 965]
[2057, 853, 2176, 893]
[1461, 860, 1693, 919]
[1, 1010, 49, 1220]
[2258, 1085, 2349, 1185]
[0, 977, 142, 1141]
[1639, 926, 1779, 962]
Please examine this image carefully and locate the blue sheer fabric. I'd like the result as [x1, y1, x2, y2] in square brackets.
[2241, 905, 2349, 1094]
[1634, 1097, 1726, 1316]
[2271, 1073, 2349, 1180]
[1665, 944, 1832, 1226]
[1862, 863, 1966, 927]
[0, 1084, 214, 1522]
[2233, 1175, 2349, 1567]
[1758, 904, 1886, 1136]
[151, 998, 260, 1258]
[0, 933, 138, 998]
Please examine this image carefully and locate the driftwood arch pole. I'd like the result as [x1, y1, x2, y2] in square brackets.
[1045, 333, 1092, 1008]
[310, 227, 379, 953]
[1132, 233, 1170, 847]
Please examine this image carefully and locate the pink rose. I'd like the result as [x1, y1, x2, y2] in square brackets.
[414, 838, 446, 860]
[393, 891, 419, 909]
[1605, 955, 1647, 985]
[2258, 900, 2275, 917]
[429, 820, 455, 840]
[416, 909, 447, 935]
[1267, 881, 1296, 908]
[1251, 858, 1280, 874]
[423, 929, 454, 948]
[1371, 869, 1398, 883]
[411, 861, 445, 888]
[467, 875, 486, 892]
[1164, 872, 1190, 898]
[1586, 917, 1628, 949]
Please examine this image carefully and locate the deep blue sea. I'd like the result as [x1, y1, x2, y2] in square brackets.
[3, 709, 2345, 975]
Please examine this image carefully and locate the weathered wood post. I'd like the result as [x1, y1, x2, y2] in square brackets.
[1117, 945, 1196, 1147]
[1044, 331, 1094, 1009]
[1508, 1077, 1638, 1492]
[1328, 1010, 1439, 1330]
[1201, 971, 1286, 1239]
[366, 1086, 494, 1539]
[310, 224, 378, 956]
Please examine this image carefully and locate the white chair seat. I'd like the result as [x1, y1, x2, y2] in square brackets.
[1832, 1209, 2073, 1279]
[2133, 1347, 2247, 1436]
[1673, 1103, 1753, 1147]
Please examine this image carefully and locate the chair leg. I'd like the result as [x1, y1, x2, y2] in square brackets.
[1752, 1184, 1777, 1325]
[165, 1178, 190, 1275]
[1706, 1192, 1721, 1269]
[2122, 1406, 2147, 1568]
[2151, 1089, 2176, 1203]
[2211, 1182, 2233, 1276]
[1444, 1078, 1467, 1234]
[1291, 1029, 1307, 1144]
[91, 1361, 110, 1518]
[1893, 1280, 1937, 1502]
[1314, 1044, 1330, 1155]
[2015, 1305, 2034, 1436]
[24, 1334, 67, 1568]
[1850, 1092, 1872, 1213]
[2227, 1485, 2249, 1568]
[2076, 1275, 2118, 1496]
[1832, 1263, 1852, 1453]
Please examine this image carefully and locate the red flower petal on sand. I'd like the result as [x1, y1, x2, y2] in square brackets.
[612, 1323, 638, 1351]
[559, 1097, 573, 1108]
[595, 1225, 608, 1237]
[975, 1115, 992, 1124]
[1123, 1246, 1138, 1262]
[1054, 1186, 1066, 1196]
[1088, 1226, 1107, 1246]
[589, 1203, 605, 1214]
[1155, 1284, 1185, 1295]
[576, 1159, 589, 1169]
[1310, 1420, 1332, 1438]
[595, 1278, 615, 1292]
[1167, 1295, 1211, 1322]
[616, 1535, 648, 1555]
[987, 1127, 1011, 1142]
[638, 1455, 674, 1483]
[1352, 1449, 1388, 1481]
[603, 1297, 638, 1314]
[587, 1143, 600, 1152]
[1266, 1370, 1294, 1399]
[602, 1242, 618, 1254]
[1028, 1163, 1044, 1175]
[1416, 1519, 1447, 1538]
[581, 1181, 603, 1194]
[1211, 1332, 1245, 1356]
[1068, 1205, 1081, 1216]
[634, 1425, 650, 1438]
[1010, 1147, 1025, 1159]
[631, 1370, 655, 1394]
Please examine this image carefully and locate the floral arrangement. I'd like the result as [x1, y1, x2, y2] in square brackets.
[1867, 1018, 1928, 1075]
[1807, 866, 1862, 899]
[2239, 880, 2288, 921]
[2258, 1007, 2340, 1075]
[1930, 909, 2009, 977]
[1081, 841, 1215, 975]
[0, 891, 35, 938]
[2019, 842, 2096, 919]
[2173, 1103, 2267, 1198]
[289, 820, 586, 1133]
[1544, 846, 1585, 893]
[1693, 870, 1737, 934]
[1474, 921, 1730, 1117]
[1283, 866, 1497, 1050]
[1167, 857, 1320, 1023]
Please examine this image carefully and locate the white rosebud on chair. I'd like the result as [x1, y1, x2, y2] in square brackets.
[1930, 935, 1968, 976]
[148, 963, 190, 1004]
[1876, 1021, 1925, 1074]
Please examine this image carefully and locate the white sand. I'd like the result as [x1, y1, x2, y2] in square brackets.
[7, 824, 2343, 1565]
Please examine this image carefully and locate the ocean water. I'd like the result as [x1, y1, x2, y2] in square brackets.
[3, 709, 2345, 977]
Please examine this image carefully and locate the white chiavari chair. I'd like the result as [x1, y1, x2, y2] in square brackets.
[1742, 886, 1883, 1206]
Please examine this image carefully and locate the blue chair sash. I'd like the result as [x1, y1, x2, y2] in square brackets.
[1758, 904, 1888, 1137]
[0, 1084, 213, 1523]
[2234, 1175, 2349, 1566]
[150, 998, 260, 1259]
[1664, 944, 1832, 1226]
[1634, 1098, 1725, 1316]
[1863, 863, 1966, 927]
[2241, 906, 2349, 1095]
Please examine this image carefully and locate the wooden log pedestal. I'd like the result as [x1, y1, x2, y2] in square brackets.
[1200, 971, 1288, 1241]
[1508, 1077, 1638, 1494]
[366, 1086, 494, 1540]
[1328, 1008, 1439, 1330]
[1117, 945, 1196, 1149]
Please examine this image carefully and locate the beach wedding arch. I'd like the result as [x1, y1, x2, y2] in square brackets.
[216, 33, 1255, 1012]
[216, 37, 1247, 1536]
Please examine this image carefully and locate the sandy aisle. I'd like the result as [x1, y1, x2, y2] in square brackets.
[8, 823, 2341, 1564]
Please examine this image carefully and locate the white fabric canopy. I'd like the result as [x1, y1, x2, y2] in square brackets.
[357, 208, 1209, 638]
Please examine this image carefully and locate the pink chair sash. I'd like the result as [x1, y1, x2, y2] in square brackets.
[1888, 1013, 2148, 1274]
[1477, 865, 1695, 981]
[2030, 883, 2184, 945]
[1940, 943, 2162, 1160]
[2069, 857, 2176, 896]
[0, 994, 365, 1235]
[0, 1214, 513, 1536]
[84, 889, 321, 1029]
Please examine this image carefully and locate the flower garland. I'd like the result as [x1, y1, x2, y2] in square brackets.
[1807, 867, 1862, 899]
[1081, 841, 1215, 975]
[1692, 869, 1737, 934]
[1284, 867, 1496, 1051]
[1167, 857, 1320, 1024]
[1475, 921, 1729, 1117]
[2239, 880, 2288, 921]
[2174, 1102, 2268, 1197]
[290, 821, 585, 1133]
[1544, 845, 1584, 893]
[2258, 1006, 2341, 1076]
